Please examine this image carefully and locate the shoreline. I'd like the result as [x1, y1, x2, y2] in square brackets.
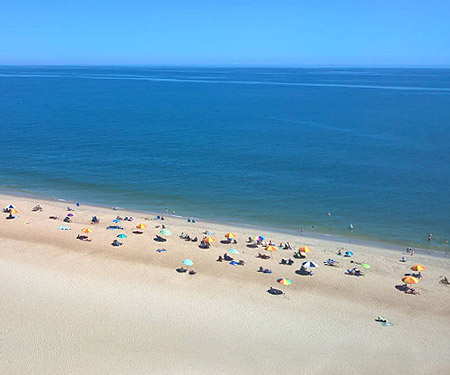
[1, 187, 448, 258]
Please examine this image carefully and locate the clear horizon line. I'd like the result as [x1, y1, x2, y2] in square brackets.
[1, 63, 450, 69]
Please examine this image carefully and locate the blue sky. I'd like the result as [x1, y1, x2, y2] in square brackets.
[1, 0, 449, 66]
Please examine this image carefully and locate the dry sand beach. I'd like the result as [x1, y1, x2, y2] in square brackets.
[0, 193, 449, 374]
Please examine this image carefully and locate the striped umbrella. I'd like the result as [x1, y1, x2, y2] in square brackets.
[265, 245, 278, 252]
[411, 265, 426, 272]
[252, 235, 265, 242]
[81, 227, 92, 233]
[225, 232, 236, 239]
[277, 278, 292, 286]
[402, 276, 419, 285]
[136, 224, 147, 229]
[302, 261, 318, 268]
[299, 246, 311, 253]
[204, 236, 215, 244]
[10, 209, 19, 215]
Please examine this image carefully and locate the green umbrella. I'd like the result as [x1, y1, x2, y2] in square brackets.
[160, 229, 172, 235]
[361, 263, 371, 269]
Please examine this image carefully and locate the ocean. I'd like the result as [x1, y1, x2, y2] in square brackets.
[0, 66, 449, 250]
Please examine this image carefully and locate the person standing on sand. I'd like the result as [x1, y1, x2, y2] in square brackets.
[300, 227, 303, 236]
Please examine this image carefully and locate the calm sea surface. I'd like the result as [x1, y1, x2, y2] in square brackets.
[0, 66, 449, 250]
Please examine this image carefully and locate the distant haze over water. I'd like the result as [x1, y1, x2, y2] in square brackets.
[0, 66, 449, 250]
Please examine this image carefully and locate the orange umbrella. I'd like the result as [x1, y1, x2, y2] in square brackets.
[411, 265, 426, 272]
[204, 236, 215, 244]
[265, 245, 278, 252]
[402, 276, 419, 285]
[9, 209, 19, 214]
[81, 227, 92, 233]
[300, 246, 311, 253]
[225, 232, 236, 239]
[136, 224, 147, 229]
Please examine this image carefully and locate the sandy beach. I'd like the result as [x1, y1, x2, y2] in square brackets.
[0, 192, 449, 374]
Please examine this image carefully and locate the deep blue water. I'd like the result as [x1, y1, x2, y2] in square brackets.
[0, 66, 449, 250]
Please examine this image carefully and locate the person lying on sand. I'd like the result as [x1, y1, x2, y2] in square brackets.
[31, 205, 42, 212]
[405, 288, 419, 295]
[440, 277, 449, 285]
[345, 268, 363, 277]
[77, 235, 92, 242]
[324, 258, 338, 267]
[256, 253, 271, 259]
[216, 256, 223, 262]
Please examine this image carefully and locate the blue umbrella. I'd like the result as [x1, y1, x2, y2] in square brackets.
[182, 259, 193, 266]
[228, 248, 239, 254]
[58, 226, 71, 230]
[345, 251, 354, 256]
[302, 261, 318, 268]
[117, 234, 127, 238]
[113, 219, 121, 223]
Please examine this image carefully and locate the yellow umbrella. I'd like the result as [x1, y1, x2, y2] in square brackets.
[81, 227, 92, 233]
[9, 209, 19, 214]
[204, 236, 216, 244]
[225, 232, 236, 239]
[136, 224, 147, 229]
[411, 265, 426, 272]
[402, 276, 419, 285]
[300, 246, 311, 253]
[265, 245, 278, 252]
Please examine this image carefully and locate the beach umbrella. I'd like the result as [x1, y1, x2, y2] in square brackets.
[345, 251, 354, 256]
[277, 278, 292, 286]
[265, 245, 278, 252]
[411, 265, 426, 272]
[228, 248, 239, 254]
[81, 227, 92, 234]
[252, 235, 265, 242]
[136, 224, 147, 229]
[67, 213, 74, 217]
[160, 229, 172, 235]
[402, 276, 419, 285]
[182, 259, 194, 266]
[8, 205, 15, 209]
[9, 209, 19, 215]
[225, 232, 236, 239]
[58, 226, 71, 230]
[361, 263, 371, 269]
[204, 236, 215, 244]
[113, 219, 121, 223]
[300, 246, 311, 253]
[302, 261, 318, 268]
[117, 234, 127, 239]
